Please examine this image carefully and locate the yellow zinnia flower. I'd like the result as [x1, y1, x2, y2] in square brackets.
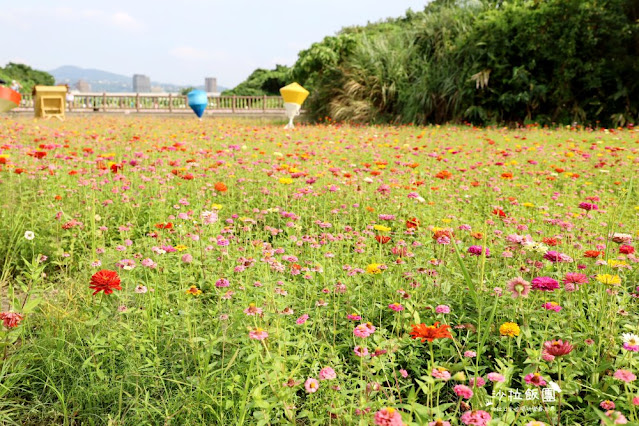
[373, 224, 391, 232]
[366, 263, 383, 274]
[499, 322, 520, 337]
[596, 274, 621, 286]
[279, 177, 293, 185]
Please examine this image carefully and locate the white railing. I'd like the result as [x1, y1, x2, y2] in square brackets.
[17, 93, 286, 114]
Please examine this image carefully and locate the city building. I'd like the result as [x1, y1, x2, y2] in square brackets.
[205, 77, 217, 93]
[132, 74, 151, 93]
[75, 79, 91, 92]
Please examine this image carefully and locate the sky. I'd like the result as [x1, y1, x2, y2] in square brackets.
[0, 1, 424, 88]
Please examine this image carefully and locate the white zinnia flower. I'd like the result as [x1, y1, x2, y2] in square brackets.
[622, 333, 639, 346]
[24, 231, 35, 240]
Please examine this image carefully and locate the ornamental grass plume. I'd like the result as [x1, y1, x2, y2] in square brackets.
[410, 322, 452, 343]
[89, 270, 122, 295]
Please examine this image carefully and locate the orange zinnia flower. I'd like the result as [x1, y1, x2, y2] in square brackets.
[214, 182, 228, 192]
[435, 170, 452, 179]
[410, 322, 452, 343]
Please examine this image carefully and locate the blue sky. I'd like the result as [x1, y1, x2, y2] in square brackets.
[0, 1, 423, 87]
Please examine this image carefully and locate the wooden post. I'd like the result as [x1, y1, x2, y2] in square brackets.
[136, 93, 140, 112]
[232, 95, 236, 113]
[263, 95, 267, 112]
[102, 93, 107, 112]
[169, 93, 173, 112]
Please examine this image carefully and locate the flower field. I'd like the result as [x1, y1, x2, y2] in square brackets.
[0, 116, 638, 425]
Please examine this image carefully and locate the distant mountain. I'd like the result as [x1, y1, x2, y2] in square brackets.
[48, 65, 226, 93]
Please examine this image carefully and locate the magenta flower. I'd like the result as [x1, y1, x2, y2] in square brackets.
[524, 373, 547, 387]
[296, 314, 309, 325]
[531, 276, 559, 291]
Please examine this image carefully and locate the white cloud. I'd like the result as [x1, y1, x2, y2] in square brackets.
[111, 12, 140, 30]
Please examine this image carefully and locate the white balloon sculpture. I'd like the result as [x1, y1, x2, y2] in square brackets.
[279, 83, 309, 130]
[284, 102, 301, 129]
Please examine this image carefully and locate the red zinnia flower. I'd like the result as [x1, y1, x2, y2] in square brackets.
[492, 208, 506, 217]
[620, 245, 635, 255]
[410, 322, 452, 343]
[0, 312, 23, 328]
[89, 270, 122, 295]
[584, 250, 602, 258]
[406, 217, 420, 229]
[155, 222, 173, 230]
[375, 235, 391, 244]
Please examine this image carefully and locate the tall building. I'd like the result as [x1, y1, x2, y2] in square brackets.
[133, 74, 151, 93]
[205, 77, 217, 93]
[75, 79, 91, 92]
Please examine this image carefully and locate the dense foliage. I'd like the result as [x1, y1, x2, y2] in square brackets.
[0, 63, 55, 94]
[222, 65, 291, 96]
[231, 0, 639, 126]
[0, 116, 638, 425]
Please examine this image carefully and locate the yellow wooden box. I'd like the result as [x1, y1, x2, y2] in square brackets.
[34, 85, 67, 120]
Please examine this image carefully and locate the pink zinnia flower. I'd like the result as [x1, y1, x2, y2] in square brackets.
[435, 305, 450, 314]
[469, 376, 486, 387]
[399, 369, 409, 378]
[304, 377, 319, 393]
[296, 314, 309, 325]
[215, 278, 230, 288]
[486, 372, 505, 382]
[600, 400, 615, 410]
[388, 303, 404, 312]
[432, 368, 451, 380]
[531, 276, 559, 291]
[354, 323, 375, 338]
[464, 351, 477, 358]
[353, 346, 369, 357]
[318, 367, 336, 380]
[542, 302, 562, 312]
[602, 410, 628, 425]
[374, 407, 403, 426]
[614, 369, 637, 383]
[460, 410, 491, 426]
[506, 277, 531, 298]
[524, 373, 547, 386]
[454, 385, 473, 399]
[543, 340, 573, 357]
[249, 328, 268, 341]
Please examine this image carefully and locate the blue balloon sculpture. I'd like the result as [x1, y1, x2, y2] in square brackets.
[187, 90, 208, 118]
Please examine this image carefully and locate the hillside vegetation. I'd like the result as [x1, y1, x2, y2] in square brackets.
[231, 0, 639, 126]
